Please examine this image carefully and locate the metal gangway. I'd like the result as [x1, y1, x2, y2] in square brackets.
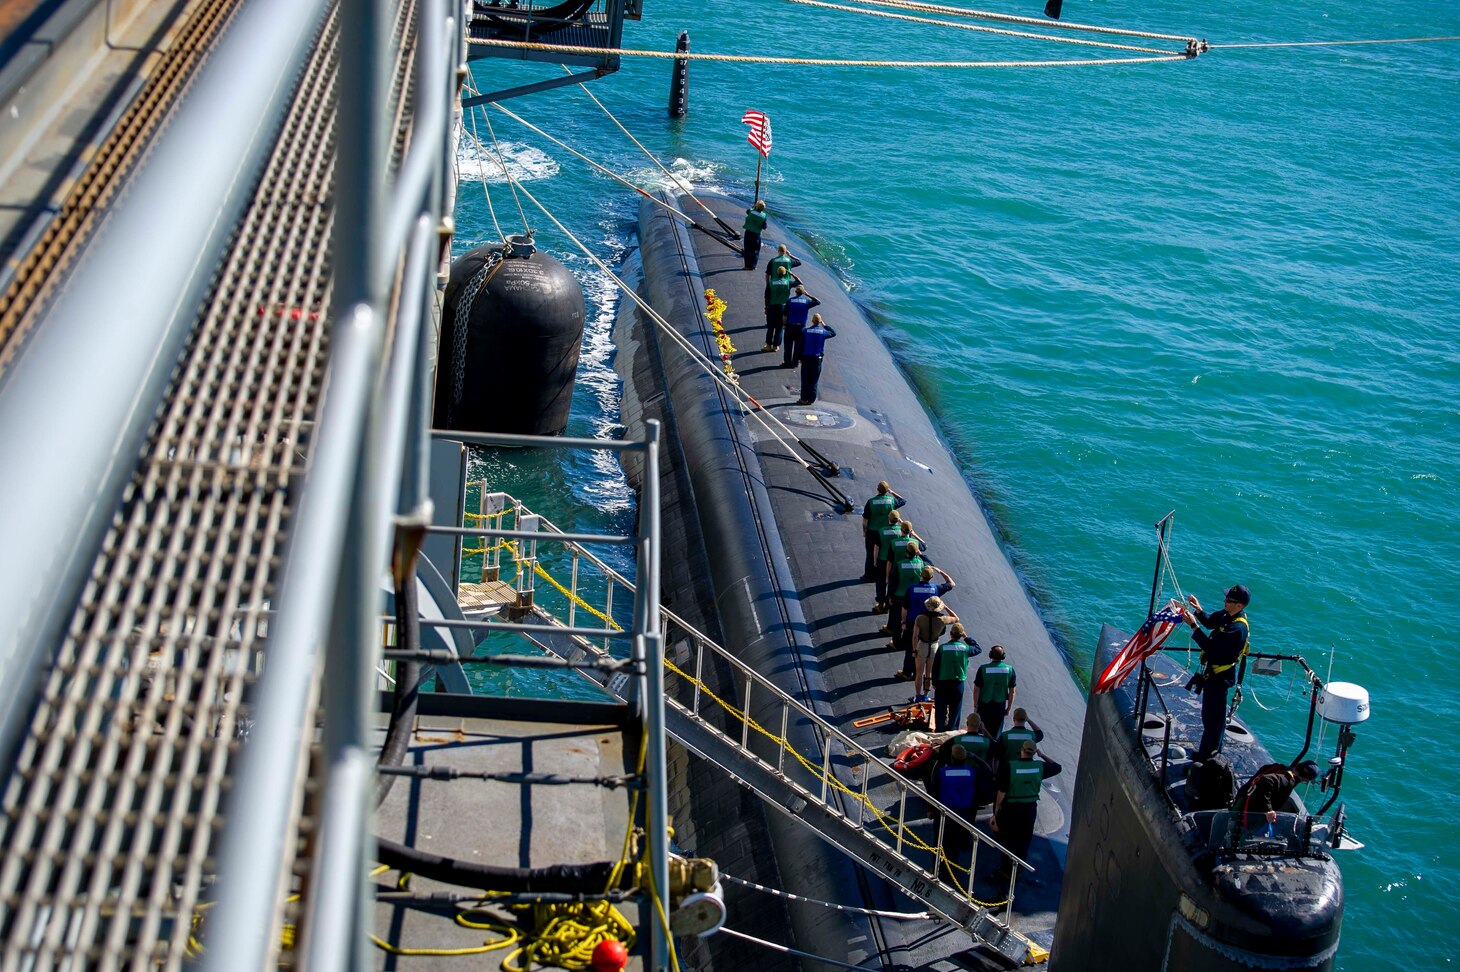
[430, 460, 1041, 967]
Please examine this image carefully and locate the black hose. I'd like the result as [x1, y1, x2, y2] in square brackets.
[376, 530, 424, 806]
[376, 838, 622, 893]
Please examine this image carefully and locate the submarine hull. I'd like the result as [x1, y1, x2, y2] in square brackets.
[617, 190, 1090, 967]
[1050, 625, 1342, 970]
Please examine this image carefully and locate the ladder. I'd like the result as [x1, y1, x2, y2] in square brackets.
[455, 493, 1039, 966]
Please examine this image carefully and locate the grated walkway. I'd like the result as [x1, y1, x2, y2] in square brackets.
[0, 0, 420, 965]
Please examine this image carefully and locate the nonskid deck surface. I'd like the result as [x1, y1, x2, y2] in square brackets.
[666, 194, 1089, 962]
[0, 1, 421, 964]
[372, 709, 640, 970]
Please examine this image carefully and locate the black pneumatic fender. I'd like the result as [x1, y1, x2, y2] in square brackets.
[434, 236, 585, 436]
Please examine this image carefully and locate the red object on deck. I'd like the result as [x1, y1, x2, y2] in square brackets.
[591, 938, 629, 971]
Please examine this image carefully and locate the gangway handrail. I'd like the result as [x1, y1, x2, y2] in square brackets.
[438, 489, 1036, 919]
[453, 490, 1032, 864]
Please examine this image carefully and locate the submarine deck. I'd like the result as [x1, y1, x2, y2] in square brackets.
[625, 192, 1092, 965]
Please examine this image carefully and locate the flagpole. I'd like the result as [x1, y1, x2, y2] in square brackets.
[753, 153, 763, 205]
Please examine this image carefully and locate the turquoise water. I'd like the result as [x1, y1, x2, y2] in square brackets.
[456, 2, 1460, 966]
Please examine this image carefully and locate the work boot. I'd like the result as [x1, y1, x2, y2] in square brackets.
[873, 601, 886, 613]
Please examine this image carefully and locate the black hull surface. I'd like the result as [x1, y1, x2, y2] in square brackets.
[1051, 625, 1342, 971]
[616, 191, 1088, 968]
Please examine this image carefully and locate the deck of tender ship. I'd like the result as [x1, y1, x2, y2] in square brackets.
[620, 191, 1092, 966]
[371, 695, 641, 970]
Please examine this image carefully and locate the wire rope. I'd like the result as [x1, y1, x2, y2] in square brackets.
[483, 153, 852, 500]
[787, 0, 1183, 56]
[468, 82, 532, 235]
[563, 66, 741, 238]
[489, 103, 709, 233]
[721, 873, 931, 919]
[469, 39, 1191, 68]
[815, 0, 1197, 41]
[1211, 35, 1460, 49]
[718, 927, 882, 971]
[463, 91, 508, 243]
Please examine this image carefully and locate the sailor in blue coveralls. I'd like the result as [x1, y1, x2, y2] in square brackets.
[782, 285, 820, 368]
[797, 314, 836, 405]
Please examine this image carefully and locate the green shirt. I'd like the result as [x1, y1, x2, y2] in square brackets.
[766, 276, 793, 305]
[768, 254, 796, 276]
[934, 639, 973, 682]
[1005, 759, 1044, 803]
[999, 725, 1038, 763]
[890, 537, 920, 565]
[893, 556, 926, 598]
[952, 732, 992, 761]
[876, 523, 903, 562]
[866, 494, 897, 532]
[744, 209, 768, 233]
[976, 661, 1015, 704]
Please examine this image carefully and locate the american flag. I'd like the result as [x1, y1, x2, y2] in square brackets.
[1092, 603, 1186, 694]
[742, 109, 772, 157]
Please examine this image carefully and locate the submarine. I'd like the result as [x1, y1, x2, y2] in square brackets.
[616, 189, 1088, 967]
[607, 189, 1364, 968]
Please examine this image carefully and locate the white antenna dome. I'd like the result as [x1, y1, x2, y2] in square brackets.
[1318, 681, 1370, 724]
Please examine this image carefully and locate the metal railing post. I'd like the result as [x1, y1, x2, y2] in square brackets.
[637, 421, 669, 972]
[301, 0, 392, 961]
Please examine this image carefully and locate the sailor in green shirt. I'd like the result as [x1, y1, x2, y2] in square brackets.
[930, 622, 978, 731]
[872, 511, 906, 611]
[974, 645, 1017, 739]
[862, 481, 906, 583]
[996, 708, 1043, 767]
[762, 265, 801, 352]
[885, 540, 926, 653]
[991, 739, 1062, 883]
[765, 243, 802, 279]
[940, 711, 994, 765]
[742, 200, 767, 270]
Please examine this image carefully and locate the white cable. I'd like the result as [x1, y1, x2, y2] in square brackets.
[564, 66, 736, 234]
[491, 103, 707, 232]
[721, 873, 931, 919]
[718, 927, 882, 971]
[462, 86, 507, 243]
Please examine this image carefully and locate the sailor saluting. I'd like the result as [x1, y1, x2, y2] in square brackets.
[1182, 585, 1251, 762]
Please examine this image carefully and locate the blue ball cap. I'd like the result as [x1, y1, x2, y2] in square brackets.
[1225, 584, 1251, 606]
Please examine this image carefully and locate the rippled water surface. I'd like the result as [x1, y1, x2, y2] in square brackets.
[452, 3, 1460, 965]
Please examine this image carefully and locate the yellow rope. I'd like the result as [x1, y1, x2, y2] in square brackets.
[660, 655, 1010, 907]
[787, 0, 1183, 55]
[532, 560, 623, 631]
[463, 508, 512, 522]
[468, 38, 1190, 68]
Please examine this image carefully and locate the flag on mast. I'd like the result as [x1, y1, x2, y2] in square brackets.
[741, 110, 772, 157]
[1092, 602, 1186, 694]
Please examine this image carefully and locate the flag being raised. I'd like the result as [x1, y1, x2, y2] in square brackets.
[741, 110, 772, 157]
